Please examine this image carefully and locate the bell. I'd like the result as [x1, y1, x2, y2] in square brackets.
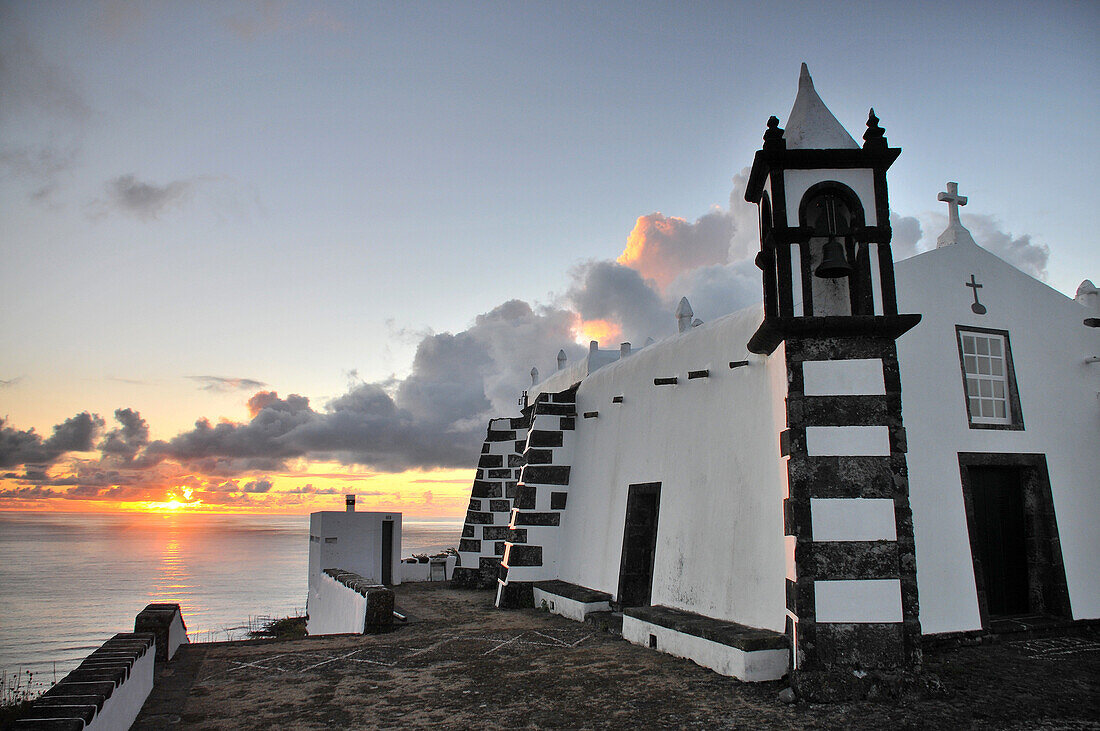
[815, 236, 852, 279]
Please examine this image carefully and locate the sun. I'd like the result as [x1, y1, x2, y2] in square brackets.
[144, 487, 201, 513]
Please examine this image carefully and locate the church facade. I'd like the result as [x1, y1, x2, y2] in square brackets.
[452, 66, 1100, 691]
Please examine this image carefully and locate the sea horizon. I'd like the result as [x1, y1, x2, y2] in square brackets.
[0, 510, 463, 698]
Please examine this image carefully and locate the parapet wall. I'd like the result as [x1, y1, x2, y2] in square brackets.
[16, 603, 188, 730]
[306, 568, 394, 636]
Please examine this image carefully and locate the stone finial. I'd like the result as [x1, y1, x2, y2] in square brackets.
[530, 366, 539, 384]
[620, 342, 631, 357]
[936, 182, 977, 248]
[644, 337, 655, 347]
[692, 318, 703, 328]
[676, 297, 694, 333]
[557, 349, 567, 370]
[863, 107, 887, 149]
[1077, 279, 1099, 311]
[589, 340, 599, 354]
[763, 115, 786, 150]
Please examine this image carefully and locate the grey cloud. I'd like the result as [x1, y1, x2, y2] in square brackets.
[567, 261, 671, 344]
[0, 412, 104, 469]
[97, 408, 149, 464]
[0, 376, 23, 388]
[668, 259, 762, 323]
[967, 214, 1050, 280]
[243, 479, 273, 493]
[188, 375, 268, 392]
[890, 212, 924, 261]
[0, 485, 63, 500]
[103, 174, 197, 219]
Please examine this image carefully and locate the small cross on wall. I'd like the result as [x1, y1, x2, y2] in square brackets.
[938, 182, 968, 227]
[966, 274, 987, 315]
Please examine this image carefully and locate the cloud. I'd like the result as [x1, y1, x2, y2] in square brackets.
[966, 214, 1050, 280]
[890, 212, 924, 261]
[567, 260, 670, 345]
[0, 412, 104, 469]
[97, 408, 150, 465]
[0, 376, 23, 388]
[243, 479, 273, 493]
[0, 485, 63, 500]
[100, 174, 198, 220]
[188, 375, 268, 393]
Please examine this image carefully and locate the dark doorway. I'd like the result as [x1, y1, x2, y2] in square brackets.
[959, 453, 1071, 627]
[617, 482, 661, 608]
[967, 467, 1029, 616]
[381, 520, 394, 585]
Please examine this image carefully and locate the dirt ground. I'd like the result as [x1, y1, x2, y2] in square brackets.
[132, 583, 1100, 730]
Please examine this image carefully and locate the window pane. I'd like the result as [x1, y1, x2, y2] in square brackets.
[995, 401, 1007, 418]
[991, 359, 1003, 376]
[978, 358, 990, 375]
[965, 355, 977, 372]
[990, 338, 1002, 356]
[976, 337, 989, 355]
[980, 380, 992, 397]
[968, 379, 979, 396]
[993, 381, 1005, 398]
[981, 399, 993, 417]
[963, 335, 976, 354]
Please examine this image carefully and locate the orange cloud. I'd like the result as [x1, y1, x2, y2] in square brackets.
[572, 317, 623, 345]
[616, 210, 734, 291]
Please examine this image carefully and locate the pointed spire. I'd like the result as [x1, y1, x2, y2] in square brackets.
[936, 182, 977, 248]
[676, 297, 694, 333]
[556, 349, 567, 370]
[784, 63, 859, 150]
[530, 366, 539, 384]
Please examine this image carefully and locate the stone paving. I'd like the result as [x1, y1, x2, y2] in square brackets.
[132, 583, 1100, 730]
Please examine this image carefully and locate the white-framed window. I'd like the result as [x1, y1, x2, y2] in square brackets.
[958, 330, 1012, 425]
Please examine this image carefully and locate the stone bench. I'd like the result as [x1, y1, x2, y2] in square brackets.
[622, 605, 789, 682]
[532, 580, 612, 622]
[15, 632, 156, 730]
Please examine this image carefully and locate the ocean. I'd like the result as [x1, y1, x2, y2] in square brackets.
[0, 511, 462, 697]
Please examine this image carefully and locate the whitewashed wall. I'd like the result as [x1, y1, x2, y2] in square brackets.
[897, 244, 1100, 633]
[306, 571, 368, 636]
[308, 511, 402, 597]
[552, 305, 790, 632]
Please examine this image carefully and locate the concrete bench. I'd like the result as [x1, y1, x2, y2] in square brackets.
[622, 605, 789, 682]
[532, 580, 612, 621]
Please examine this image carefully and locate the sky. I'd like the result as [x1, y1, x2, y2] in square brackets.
[1, 0, 1097, 515]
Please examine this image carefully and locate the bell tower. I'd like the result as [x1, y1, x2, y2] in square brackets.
[745, 65, 923, 698]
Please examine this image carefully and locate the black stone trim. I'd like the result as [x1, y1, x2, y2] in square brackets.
[787, 455, 905, 499]
[514, 511, 561, 526]
[653, 377, 678, 385]
[513, 485, 537, 510]
[486, 429, 517, 442]
[525, 448, 553, 464]
[560, 416, 575, 430]
[611, 395, 624, 403]
[957, 452, 1070, 629]
[489, 499, 510, 513]
[780, 429, 791, 457]
[507, 453, 525, 467]
[506, 544, 543, 566]
[487, 468, 512, 479]
[748, 314, 920, 355]
[470, 480, 503, 499]
[687, 369, 709, 379]
[536, 402, 575, 416]
[459, 539, 481, 553]
[534, 580, 612, 604]
[464, 510, 494, 525]
[496, 580, 535, 609]
[521, 465, 571, 485]
[528, 430, 563, 448]
[468, 499, 482, 511]
[478, 454, 503, 468]
[815, 623, 906, 669]
[550, 492, 567, 510]
[583, 411, 599, 418]
[624, 605, 788, 652]
[805, 541, 900, 580]
[462, 525, 474, 538]
[729, 360, 749, 369]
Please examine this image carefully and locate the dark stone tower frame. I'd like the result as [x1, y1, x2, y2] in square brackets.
[745, 113, 923, 695]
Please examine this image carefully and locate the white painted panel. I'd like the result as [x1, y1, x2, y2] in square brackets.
[815, 579, 903, 623]
[87, 645, 154, 731]
[803, 359, 885, 396]
[622, 615, 788, 682]
[805, 426, 891, 456]
[784, 168, 878, 226]
[811, 498, 897, 541]
[791, 244, 804, 316]
[868, 242, 883, 315]
[784, 535, 797, 580]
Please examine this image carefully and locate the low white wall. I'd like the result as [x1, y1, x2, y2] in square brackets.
[532, 587, 609, 622]
[400, 555, 457, 582]
[621, 615, 788, 682]
[168, 612, 189, 660]
[307, 571, 367, 636]
[87, 644, 155, 731]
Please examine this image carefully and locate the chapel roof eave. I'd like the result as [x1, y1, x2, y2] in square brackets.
[744, 146, 901, 203]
